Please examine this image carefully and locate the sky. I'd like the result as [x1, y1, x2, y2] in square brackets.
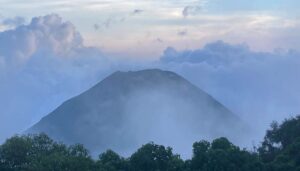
[0, 0, 300, 148]
[1, 0, 300, 58]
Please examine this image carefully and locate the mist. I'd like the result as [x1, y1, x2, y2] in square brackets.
[157, 41, 300, 145]
[120, 86, 251, 158]
[0, 14, 300, 159]
[27, 69, 250, 159]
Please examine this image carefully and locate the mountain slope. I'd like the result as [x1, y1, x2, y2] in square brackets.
[28, 69, 249, 157]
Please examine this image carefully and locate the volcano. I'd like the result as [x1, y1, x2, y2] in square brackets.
[28, 69, 249, 157]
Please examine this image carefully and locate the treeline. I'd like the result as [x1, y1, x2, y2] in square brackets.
[1, 116, 300, 171]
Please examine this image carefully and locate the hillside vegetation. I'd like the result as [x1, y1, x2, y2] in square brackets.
[1, 115, 300, 171]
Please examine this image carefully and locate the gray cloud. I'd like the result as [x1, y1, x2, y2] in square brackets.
[161, 40, 252, 66]
[0, 14, 112, 142]
[104, 16, 116, 28]
[94, 9, 144, 31]
[93, 16, 118, 31]
[159, 41, 300, 144]
[155, 38, 164, 43]
[131, 9, 144, 15]
[93, 23, 100, 31]
[178, 30, 188, 36]
[182, 5, 202, 18]
[1, 16, 26, 28]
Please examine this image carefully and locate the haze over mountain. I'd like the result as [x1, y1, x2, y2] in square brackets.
[28, 69, 250, 157]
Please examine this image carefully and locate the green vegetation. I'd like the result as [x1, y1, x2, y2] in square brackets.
[1, 115, 300, 171]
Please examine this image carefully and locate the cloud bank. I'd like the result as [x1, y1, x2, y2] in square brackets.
[0, 14, 112, 142]
[0, 14, 87, 65]
[1, 16, 25, 28]
[159, 41, 300, 143]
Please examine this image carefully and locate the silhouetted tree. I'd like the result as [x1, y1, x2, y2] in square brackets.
[259, 116, 300, 170]
[96, 149, 128, 171]
[191, 137, 263, 171]
[0, 135, 33, 170]
[190, 140, 210, 170]
[129, 142, 184, 171]
[0, 133, 94, 171]
[1, 115, 300, 171]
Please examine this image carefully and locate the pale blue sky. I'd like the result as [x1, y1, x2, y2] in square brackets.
[0, 0, 299, 58]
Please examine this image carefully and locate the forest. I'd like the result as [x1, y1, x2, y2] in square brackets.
[0, 115, 299, 171]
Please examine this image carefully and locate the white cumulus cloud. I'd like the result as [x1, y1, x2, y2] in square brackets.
[0, 14, 87, 65]
[0, 14, 112, 142]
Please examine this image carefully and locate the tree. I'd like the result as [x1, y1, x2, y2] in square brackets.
[191, 140, 210, 170]
[0, 135, 33, 170]
[258, 116, 300, 170]
[1, 115, 300, 171]
[96, 149, 128, 171]
[0, 133, 94, 171]
[66, 144, 95, 171]
[191, 137, 262, 171]
[130, 142, 184, 171]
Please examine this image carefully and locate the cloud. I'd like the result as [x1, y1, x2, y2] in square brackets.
[1, 16, 26, 28]
[103, 16, 116, 28]
[155, 38, 164, 43]
[94, 9, 144, 31]
[161, 40, 253, 66]
[0, 14, 88, 66]
[131, 9, 144, 15]
[93, 16, 124, 30]
[159, 40, 300, 144]
[182, 0, 209, 18]
[94, 23, 100, 31]
[182, 6, 202, 18]
[0, 14, 112, 142]
[177, 30, 188, 36]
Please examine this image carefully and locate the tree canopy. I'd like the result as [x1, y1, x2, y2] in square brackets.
[259, 116, 300, 170]
[0, 115, 300, 171]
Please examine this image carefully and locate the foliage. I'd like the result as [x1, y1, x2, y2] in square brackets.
[96, 149, 128, 171]
[129, 142, 184, 171]
[258, 116, 300, 170]
[190, 138, 263, 171]
[0, 133, 94, 171]
[0, 115, 300, 171]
